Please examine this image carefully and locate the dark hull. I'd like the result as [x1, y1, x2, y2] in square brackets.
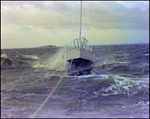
[68, 58, 93, 66]
[67, 58, 93, 76]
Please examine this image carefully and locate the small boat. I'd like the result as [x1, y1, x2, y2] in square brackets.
[62, 1, 96, 75]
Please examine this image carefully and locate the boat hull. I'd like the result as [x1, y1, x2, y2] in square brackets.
[63, 48, 95, 63]
[63, 48, 95, 76]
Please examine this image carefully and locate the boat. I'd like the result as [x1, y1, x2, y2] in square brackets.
[62, 1, 96, 75]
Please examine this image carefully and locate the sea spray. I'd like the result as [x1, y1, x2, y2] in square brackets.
[47, 48, 67, 71]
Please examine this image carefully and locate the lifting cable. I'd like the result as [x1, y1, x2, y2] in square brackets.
[30, 59, 73, 118]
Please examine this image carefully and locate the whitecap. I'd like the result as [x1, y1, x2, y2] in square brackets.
[1, 54, 13, 66]
[22, 55, 39, 59]
[99, 74, 149, 97]
[31, 61, 47, 68]
[143, 53, 149, 56]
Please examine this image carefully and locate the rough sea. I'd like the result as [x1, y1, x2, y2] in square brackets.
[1, 43, 149, 118]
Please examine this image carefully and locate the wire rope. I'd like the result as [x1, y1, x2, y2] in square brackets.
[30, 59, 73, 118]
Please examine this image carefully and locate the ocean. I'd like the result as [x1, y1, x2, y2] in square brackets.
[1, 43, 149, 118]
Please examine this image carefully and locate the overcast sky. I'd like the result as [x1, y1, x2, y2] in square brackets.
[1, 1, 149, 49]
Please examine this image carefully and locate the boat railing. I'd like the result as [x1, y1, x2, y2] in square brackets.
[65, 38, 93, 52]
[66, 45, 93, 52]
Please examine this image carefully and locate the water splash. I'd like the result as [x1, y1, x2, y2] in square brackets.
[1, 54, 13, 67]
[47, 48, 67, 71]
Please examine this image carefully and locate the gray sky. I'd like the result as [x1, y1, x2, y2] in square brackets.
[1, 1, 149, 49]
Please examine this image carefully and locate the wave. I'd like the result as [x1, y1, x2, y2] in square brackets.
[66, 74, 99, 78]
[22, 55, 39, 60]
[1, 54, 29, 69]
[1, 54, 13, 67]
[109, 65, 131, 73]
[34, 72, 148, 98]
[31, 61, 48, 68]
[64, 74, 149, 99]
[47, 48, 67, 71]
[96, 75, 149, 97]
[143, 53, 149, 56]
[97, 62, 149, 77]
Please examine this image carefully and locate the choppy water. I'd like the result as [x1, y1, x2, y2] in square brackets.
[1, 43, 149, 118]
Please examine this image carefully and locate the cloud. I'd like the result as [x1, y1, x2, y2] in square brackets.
[1, 2, 72, 31]
[1, 1, 149, 30]
[1, 1, 149, 48]
[90, 1, 149, 30]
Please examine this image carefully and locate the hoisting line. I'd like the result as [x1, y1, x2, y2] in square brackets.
[30, 59, 73, 118]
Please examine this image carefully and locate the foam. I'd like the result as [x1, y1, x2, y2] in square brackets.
[131, 101, 149, 110]
[1, 54, 9, 59]
[143, 53, 149, 56]
[74, 74, 98, 78]
[1, 54, 13, 66]
[23, 55, 39, 59]
[99, 74, 149, 97]
[31, 61, 48, 68]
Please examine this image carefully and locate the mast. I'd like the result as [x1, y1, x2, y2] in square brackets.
[79, 0, 82, 38]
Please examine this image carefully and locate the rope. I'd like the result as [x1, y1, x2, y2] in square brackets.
[30, 59, 73, 118]
[69, 1, 72, 42]
[90, 1, 92, 42]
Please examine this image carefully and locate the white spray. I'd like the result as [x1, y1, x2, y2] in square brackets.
[47, 48, 67, 71]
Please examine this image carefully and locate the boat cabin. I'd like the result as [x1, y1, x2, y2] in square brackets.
[66, 38, 92, 52]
